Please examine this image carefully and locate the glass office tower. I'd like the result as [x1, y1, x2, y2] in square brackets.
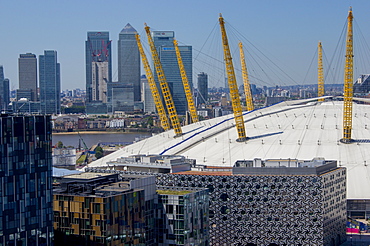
[118, 23, 141, 102]
[153, 31, 192, 115]
[18, 53, 38, 101]
[39, 50, 61, 114]
[85, 32, 112, 103]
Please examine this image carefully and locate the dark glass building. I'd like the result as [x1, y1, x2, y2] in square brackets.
[354, 74, 370, 95]
[153, 31, 192, 115]
[0, 114, 53, 245]
[197, 72, 208, 105]
[18, 53, 38, 101]
[39, 50, 61, 114]
[0, 66, 10, 111]
[85, 32, 112, 104]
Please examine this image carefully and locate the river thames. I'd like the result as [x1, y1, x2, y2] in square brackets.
[52, 132, 152, 148]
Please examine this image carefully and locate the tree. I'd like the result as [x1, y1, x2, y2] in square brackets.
[57, 141, 64, 148]
[95, 146, 104, 159]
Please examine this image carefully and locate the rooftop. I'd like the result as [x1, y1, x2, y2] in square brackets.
[120, 23, 137, 34]
[87, 98, 370, 199]
[63, 172, 113, 180]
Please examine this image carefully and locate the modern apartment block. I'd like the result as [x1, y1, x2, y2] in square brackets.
[157, 158, 347, 245]
[39, 50, 61, 114]
[56, 170, 209, 245]
[118, 23, 141, 102]
[156, 186, 209, 246]
[0, 114, 53, 245]
[153, 31, 192, 115]
[53, 172, 150, 245]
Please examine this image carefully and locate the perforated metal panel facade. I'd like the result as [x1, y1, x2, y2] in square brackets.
[157, 168, 347, 245]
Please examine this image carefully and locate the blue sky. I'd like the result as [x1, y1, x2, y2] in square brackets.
[0, 0, 367, 90]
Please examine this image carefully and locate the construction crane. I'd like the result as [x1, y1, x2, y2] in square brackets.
[135, 33, 171, 131]
[219, 14, 247, 142]
[341, 7, 354, 144]
[317, 41, 324, 102]
[144, 23, 183, 137]
[239, 41, 254, 111]
[173, 39, 199, 123]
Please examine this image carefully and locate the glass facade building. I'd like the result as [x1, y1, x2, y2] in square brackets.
[156, 186, 209, 246]
[86, 32, 112, 103]
[0, 66, 10, 112]
[153, 31, 192, 115]
[0, 114, 53, 245]
[18, 53, 38, 101]
[197, 72, 208, 105]
[53, 173, 153, 245]
[39, 50, 61, 114]
[118, 23, 141, 102]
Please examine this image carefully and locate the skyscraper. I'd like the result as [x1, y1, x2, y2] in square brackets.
[18, 53, 37, 101]
[197, 72, 208, 105]
[153, 31, 192, 115]
[86, 32, 112, 103]
[91, 61, 108, 103]
[0, 114, 53, 245]
[0, 66, 10, 111]
[39, 50, 61, 114]
[141, 75, 155, 113]
[118, 23, 141, 102]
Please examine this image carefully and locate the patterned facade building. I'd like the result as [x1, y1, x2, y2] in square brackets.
[156, 158, 347, 246]
[0, 114, 53, 245]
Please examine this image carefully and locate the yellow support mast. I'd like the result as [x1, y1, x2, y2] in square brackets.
[341, 7, 354, 144]
[219, 14, 247, 142]
[317, 41, 324, 101]
[173, 39, 199, 123]
[135, 33, 170, 131]
[144, 24, 183, 137]
[239, 41, 254, 111]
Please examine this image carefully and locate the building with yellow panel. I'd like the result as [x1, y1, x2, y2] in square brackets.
[53, 172, 155, 245]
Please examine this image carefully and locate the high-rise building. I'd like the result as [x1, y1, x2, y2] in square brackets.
[141, 75, 155, 113]
[107, 82, 134, 113]
[86, 32, 112, 103]
[39, 50, 61, 114]
[0, 114, 53, 245]
[153, 31, 192, 115]
[197, 72, 208, 105]
[0, 66, 3, 81]
[354, 74, 370, 95]
[18, 53, 37, 101]
[91, 61, 108, 103]
[0, 66, 10, 111]
[118, 23, 141, 102]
